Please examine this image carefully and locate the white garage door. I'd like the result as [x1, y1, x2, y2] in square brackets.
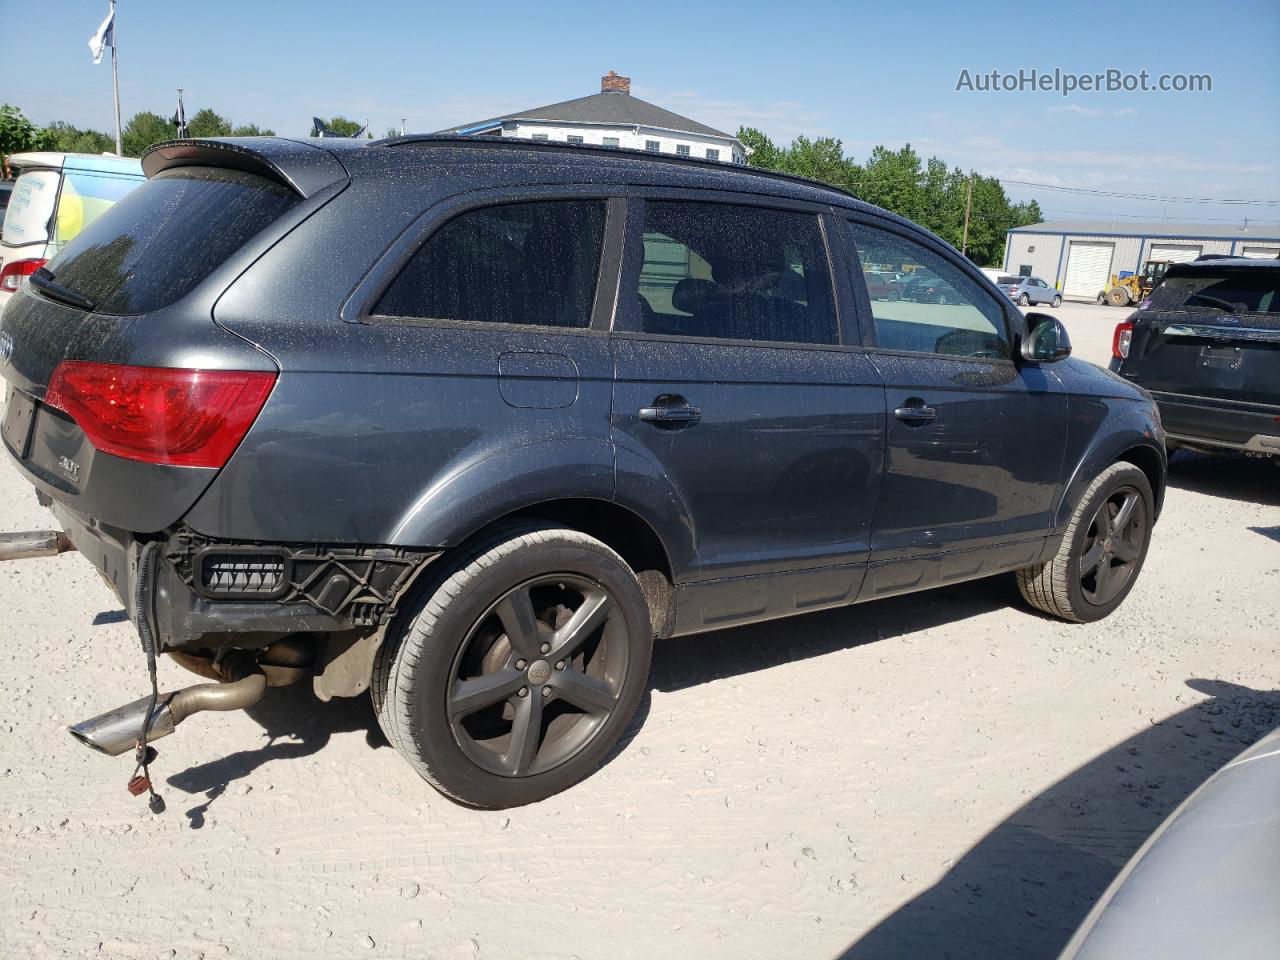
[1063, 241, 1114, 299]
[1241, 245, 1280, 259]
[1149, 243, 1203, 263]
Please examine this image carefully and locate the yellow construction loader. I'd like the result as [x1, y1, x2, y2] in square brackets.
[1100, 259, 1172, 307]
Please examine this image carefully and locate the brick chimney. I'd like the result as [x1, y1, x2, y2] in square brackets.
[601, 71, 631, 95]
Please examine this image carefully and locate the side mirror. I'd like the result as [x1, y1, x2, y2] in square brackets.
[1021, 312, 1072, 363]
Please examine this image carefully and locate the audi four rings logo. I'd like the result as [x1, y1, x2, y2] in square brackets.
[0, 331, 13, 365]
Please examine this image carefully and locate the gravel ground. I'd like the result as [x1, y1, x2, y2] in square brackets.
[2, 301, 1277, 960]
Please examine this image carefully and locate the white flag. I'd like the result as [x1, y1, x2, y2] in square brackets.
[88, 7, 115, 65]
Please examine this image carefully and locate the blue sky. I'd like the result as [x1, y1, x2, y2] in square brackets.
[9, 0, 1279, 224]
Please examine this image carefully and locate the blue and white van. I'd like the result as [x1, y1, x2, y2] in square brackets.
[0, 152, 145, 304]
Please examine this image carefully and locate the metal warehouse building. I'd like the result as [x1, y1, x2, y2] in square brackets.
[1003, 220, 1280, 301]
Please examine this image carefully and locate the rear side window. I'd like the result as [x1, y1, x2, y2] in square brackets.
[374, 200, 606, 328]
[1150, 272, 1280, 315]
[632, 201, 837, 345]
[2, 169, 60, 246]
[41, 167, 297, 315]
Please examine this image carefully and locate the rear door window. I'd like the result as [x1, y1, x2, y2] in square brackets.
[374, 200, 606, 329]
[2, 169, 60, 246]
[631, 200, 837, 345]
[40, 166, 298, 315]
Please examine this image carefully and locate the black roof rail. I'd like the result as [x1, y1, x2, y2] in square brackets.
[373, 134, 860, 203]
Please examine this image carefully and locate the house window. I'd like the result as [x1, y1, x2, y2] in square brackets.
[531, 133, 549, 141]
[602, 137, 620, 148]
[645, 140, 660, 152]
[567, 135, 584, 144]
[675, 144, 690, 157]
[705, 148, 720, 162]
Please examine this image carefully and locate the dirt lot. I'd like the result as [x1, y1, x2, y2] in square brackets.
[2, 301, 1277, 959]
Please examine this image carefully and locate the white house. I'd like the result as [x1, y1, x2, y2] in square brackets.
[438, 72, 747, 164]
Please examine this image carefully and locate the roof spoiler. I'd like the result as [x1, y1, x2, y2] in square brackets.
[141, 137, 350, 199]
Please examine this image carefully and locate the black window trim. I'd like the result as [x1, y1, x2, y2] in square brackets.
[840, 211, 1022, 364]
[345, 185, 628, 334]
[611, 191, 860, 352]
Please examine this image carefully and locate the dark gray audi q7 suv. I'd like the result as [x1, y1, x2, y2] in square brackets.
[0, 136, 1165, 808]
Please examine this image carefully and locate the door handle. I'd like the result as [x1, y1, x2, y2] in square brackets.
[639, 398, 702, 424]
[894, 400, 937, 423]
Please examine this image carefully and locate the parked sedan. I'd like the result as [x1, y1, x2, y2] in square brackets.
[1001, 275, 1062, 307]
[1110, 257, 1279, 459]
[1060, 725, 1280, 958]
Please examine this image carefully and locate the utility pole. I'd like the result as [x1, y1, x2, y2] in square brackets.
[961, 172, 974, 257]
[400, 117, 406, 136]
[110, 0, 122, 155]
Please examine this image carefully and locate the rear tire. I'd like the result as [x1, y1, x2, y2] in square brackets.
[1106, 286, 1131, 307]
[1016, 463, 1153, 623]
[1017, 293, 1030, 306]
[373, 524, 653, 808]
[1051, 295, 1062, 308]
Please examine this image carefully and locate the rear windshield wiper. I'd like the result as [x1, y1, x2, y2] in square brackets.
[1184, 291, 1239, 313]
[29, 267, 96, 312]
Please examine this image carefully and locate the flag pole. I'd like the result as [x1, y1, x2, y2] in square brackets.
[110, 0, 122, 155]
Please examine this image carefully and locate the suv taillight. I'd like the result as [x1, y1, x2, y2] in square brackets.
[43, 362, 276, 468]
[0, 258, 48, 292]
[1112, 322, 1134, 360]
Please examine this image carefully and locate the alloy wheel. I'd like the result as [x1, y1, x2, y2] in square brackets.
[446, 575, 628, 777]
[1079, 485, 1147, 605]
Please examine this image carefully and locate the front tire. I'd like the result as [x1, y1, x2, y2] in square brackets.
[373, 525, 653, 808]
[1016, 463, 1153, 623]
[1051, 295, 1062, 308]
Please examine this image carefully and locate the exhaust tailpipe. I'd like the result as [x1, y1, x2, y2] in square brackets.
[69, 655, 266, 757]
[0, 530, 75, 562]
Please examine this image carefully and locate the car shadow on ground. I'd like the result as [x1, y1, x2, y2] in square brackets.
[838, 678, 1280, 960]
[165, 682, 387, 828]
[1166, 450, 1280, 506]
[164, 573, 1016, 824]
[650, 573, 1017, 693]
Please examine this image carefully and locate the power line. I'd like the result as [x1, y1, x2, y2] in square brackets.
[1002, 180, 1280, 206]
[1038, 207, 1280, 224]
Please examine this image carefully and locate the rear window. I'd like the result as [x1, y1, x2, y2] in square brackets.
[53, 171, 142, 247]
[2, 169, 60, 246]
[997, 276, 1020, 285]
[40, 167, 297, 315]
[1151, 272, 1280, 315]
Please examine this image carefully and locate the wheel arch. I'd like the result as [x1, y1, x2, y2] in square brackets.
[1055, 422, 1167, 530]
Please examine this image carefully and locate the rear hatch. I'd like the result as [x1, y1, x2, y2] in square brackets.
[0, 141, 344, 533]
[1118, 262, 1280, 408]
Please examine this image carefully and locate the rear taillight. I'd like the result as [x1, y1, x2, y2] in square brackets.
[1112, 321, 1134, 360]
[43, 362, 276, 468]
[0, 258, 48, 292]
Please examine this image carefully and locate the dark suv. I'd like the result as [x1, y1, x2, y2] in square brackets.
[1110, 256, 1280, 458]
[0, 136, 1166, 808]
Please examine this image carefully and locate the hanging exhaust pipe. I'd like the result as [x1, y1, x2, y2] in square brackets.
[68, 654, 266, 757]
[0, 530, 75, 562]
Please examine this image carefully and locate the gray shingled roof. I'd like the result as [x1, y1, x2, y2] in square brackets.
[1010, 219, 1280, 240]
[436, 91, 737, 141]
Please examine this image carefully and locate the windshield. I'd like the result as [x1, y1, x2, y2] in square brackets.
[40, 166, 297, 315]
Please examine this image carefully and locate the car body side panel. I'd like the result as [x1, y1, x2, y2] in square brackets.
[1052, 358, 1166, 529]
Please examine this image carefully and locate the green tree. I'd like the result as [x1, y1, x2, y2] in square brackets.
[230, 123, 275, 137]
[42, 121, 115, 156]
[0, 104, 55, 174]
[122, 111, 176, 157]
[187, 108, 232, 138]
[319, 115, 363, 137]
